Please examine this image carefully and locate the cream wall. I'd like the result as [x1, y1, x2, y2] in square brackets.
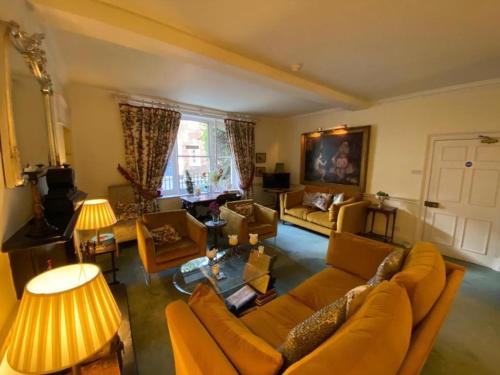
[278, 83, 500, 245]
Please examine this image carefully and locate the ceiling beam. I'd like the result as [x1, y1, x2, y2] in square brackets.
[29, 0, 370, 110]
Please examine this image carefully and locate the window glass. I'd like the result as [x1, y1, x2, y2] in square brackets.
[162, 117, 239, 196]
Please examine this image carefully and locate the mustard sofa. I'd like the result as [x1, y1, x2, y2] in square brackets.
[280, 186, 370, 236]
[165, 233, 465, 375]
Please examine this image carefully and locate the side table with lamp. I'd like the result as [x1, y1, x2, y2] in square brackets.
[75, 199, 119, 284]
[3, 263, 122, 374]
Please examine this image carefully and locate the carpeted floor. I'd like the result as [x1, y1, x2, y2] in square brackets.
[114, 223, 500, 375]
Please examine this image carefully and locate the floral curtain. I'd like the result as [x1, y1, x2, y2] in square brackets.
[224, 118, 256, 196]
[119, 103, 181, 212]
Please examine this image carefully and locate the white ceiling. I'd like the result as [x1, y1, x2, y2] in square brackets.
[49, 29, 329, 116]
[32, 0, 500, 116]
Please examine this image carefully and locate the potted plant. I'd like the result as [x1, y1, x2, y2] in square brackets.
[375, 191, 390, 208]
[208, 201, 221, 222]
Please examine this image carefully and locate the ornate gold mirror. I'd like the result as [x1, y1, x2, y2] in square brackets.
[0, 20, 59, 188]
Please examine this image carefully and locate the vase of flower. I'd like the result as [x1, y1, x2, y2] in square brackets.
[185, 170, 194, 195]
[376, 191, 390, 208]
[208, 201, 220, 223]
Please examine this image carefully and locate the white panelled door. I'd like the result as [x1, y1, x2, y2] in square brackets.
[423, 136, 500, 268]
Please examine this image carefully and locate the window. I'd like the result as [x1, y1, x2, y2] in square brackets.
[161, 115, 239, 196]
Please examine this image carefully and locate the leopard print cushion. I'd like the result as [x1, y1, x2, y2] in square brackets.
[278, 296, 347, 365]
[367, 248, 406, 286]
[151, 224, 181, 246]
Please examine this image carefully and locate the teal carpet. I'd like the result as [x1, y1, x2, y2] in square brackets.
[113, 223, 500, 375]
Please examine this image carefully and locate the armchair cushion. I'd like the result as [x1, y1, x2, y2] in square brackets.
[143, 210, 188, 237]
[150, 224, 181, 246]
[189, 284, 283, 375]
[155, 237, 199, 264]
[289, 267, 365, 311]
[232, 202, 256, 223]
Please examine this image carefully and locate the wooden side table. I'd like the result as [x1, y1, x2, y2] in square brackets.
[365, 205, 398, 243]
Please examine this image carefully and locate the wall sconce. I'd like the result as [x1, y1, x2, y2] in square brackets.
[331, 124, 348, 135]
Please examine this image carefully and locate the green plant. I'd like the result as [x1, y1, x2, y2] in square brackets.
[376, 191, 389, 198]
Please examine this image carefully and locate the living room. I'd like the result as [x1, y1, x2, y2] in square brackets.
[0, 1, 499, 374]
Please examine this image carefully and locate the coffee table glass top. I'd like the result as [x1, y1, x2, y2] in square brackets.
[173, 246, 269, 295]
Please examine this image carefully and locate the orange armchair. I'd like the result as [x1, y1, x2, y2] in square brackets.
[136, 209, 207, 284]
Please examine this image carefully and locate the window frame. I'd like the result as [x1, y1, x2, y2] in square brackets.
[161, 114, 239, 197]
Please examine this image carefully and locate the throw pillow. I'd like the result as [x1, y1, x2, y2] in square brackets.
[302, 192, 318, 207]
[312, 193, 332, 212]
[189, 284, 284, 375]
[345, 285, 374, 319]
[233, 203, 256, 223]
[278, 296, 347, 365]
[332, 193, 344, 204]
[150, 224, 181, 246]
[367, 248, 406, 286]
[115, 201, 140, 221]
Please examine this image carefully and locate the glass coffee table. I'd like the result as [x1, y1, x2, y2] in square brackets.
[173, 246, 271, 296]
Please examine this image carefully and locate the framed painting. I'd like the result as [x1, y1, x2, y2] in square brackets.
[255, 153, 266, 163]
[300, 125, 370, 192]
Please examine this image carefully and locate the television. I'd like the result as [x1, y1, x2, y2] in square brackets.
[262, 173, 290, 189]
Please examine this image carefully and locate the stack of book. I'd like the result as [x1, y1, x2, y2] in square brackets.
[255, 288, 277, 306]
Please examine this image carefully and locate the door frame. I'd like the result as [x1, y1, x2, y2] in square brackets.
[416, 131, 500, 270]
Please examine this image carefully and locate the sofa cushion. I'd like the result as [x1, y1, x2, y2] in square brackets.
[248, 223, 274, 236]
[306, 211, 335, 229]
[289, 268, 365, 311]
[326, 232, 393, 280]
[285, 205, 317, 220]
[278, 296, 347, 365]
[240, 295, 315, 347]
[189, 284, 283, 375]
[392, 242, 446, 326]
[155, 237, 198, 264]
[284, 281, 412, 375]
[367, 248, 406, 286]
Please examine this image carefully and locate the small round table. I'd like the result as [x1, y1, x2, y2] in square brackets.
[205, 219, 227, 248]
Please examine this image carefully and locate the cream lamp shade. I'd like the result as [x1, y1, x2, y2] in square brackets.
[6, 264, 121, 374]
[75, 199, 117, 230]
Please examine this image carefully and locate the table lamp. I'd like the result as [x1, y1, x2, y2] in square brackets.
[76, 199, 117, 245]
[6, 263, 121, 374]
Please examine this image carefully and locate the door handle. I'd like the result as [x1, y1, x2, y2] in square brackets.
[424, 201, 439, 208]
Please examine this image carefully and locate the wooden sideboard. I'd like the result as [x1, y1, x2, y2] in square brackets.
[2, 190, 86, 298]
